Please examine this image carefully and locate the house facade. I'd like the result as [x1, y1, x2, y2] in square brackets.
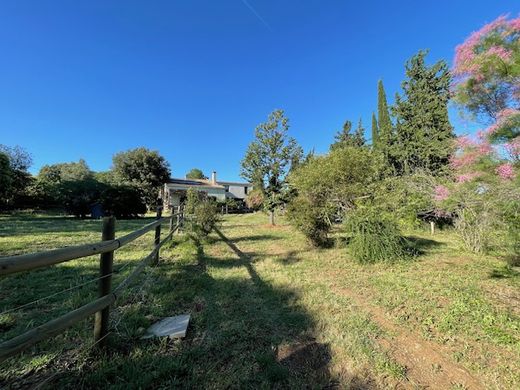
[162, 171, 253, 210]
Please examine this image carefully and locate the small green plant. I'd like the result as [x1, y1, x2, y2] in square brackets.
[184, 188, 219, 237]
[344, 207, 413, 263]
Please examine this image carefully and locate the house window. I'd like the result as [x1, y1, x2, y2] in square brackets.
[244, 186, 248, 195]
[224, 185, 229, 192]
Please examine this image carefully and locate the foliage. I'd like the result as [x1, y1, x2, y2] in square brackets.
[100, 185, 147, 218]
[244, 188, 265, 210]
[330, 119, 365, 150]
[344, 207, 413, 263]
[184, 188, 200, 215]
[112, 147, 171, 209]
[371, 112, 378, 146]
[59, 179, 105, 218]
[434, 134, 520, 255]
[240, 109, 303, 224]
[184, 188, 219, 236]
[375, 80, 393, 153]
[287, 147, 383, 245]
[369, 172, 438, 228]
[0, 152, 13, 207]
[186, 168, 207, 180]
[392, 51, 454, 175]
[0, 144, 33, 208]
[286, 196, 329, 246]
[452, 15, 520, 142]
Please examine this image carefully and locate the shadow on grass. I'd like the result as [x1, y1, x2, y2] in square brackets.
[2, 228, 378, 388]
[405, 235, 445, 255]
[489, 266, 520, 279]
[45, 229, 380, 388]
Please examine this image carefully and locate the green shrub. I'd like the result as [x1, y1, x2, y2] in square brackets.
[286, 196, 330, 247]
[344, 207, 412, 263]
[184, 188, 219, 237]
[193, 201, 219, 236]
[100, 184, 147, 218]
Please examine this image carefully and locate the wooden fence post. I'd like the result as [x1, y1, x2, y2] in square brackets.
[430, 221, 435, 236]
[176, 205, 181, 234]
[169, 214, 174, 235]
[94, 216, 115, 348]
[154, 206, 162, 264]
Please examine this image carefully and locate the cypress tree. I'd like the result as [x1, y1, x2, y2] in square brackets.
[371, 112, 378, 146]
[377, 79, 393, 148]
[392, 50, 454, 175]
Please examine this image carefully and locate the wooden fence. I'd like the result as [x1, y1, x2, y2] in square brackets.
[0, 207, 184, 363]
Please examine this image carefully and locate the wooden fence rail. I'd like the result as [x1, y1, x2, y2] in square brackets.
[0, 208, 184, 363]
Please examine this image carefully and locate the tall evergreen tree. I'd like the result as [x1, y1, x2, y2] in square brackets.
[354, 118, 366, 147]
[377, 80, 393, 149]
[392, 50, 454, 175]
[331, 119, 365, 150]
[371, 112, 379, 146]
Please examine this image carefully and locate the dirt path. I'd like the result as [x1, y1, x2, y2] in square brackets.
[328, 282, 485, 389]
[218, 229, 485, 390]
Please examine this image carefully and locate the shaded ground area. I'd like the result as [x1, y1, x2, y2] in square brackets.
[1, 213, 520, 388]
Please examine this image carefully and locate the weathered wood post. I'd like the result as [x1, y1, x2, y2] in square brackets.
[154, 206, 162, 264]
[94, 216, 116, 348]
[176, 205, 181, 234]
[169, 213, 174, 235]
[430, 221, 435, 236]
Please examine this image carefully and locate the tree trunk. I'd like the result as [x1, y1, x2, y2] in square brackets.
[269, 210, 275, 226]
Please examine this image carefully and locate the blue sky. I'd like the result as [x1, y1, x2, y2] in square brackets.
[0, 1, 518, 181]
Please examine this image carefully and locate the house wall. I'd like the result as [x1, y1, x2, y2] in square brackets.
[166, 185, 226, 207]
[225, 185, 252, 200]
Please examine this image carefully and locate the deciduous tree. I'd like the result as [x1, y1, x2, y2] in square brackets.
[112, 147, 171, 209]
[241, 109, 302, 225]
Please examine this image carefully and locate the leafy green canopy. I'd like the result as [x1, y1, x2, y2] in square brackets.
[186, 168, 207, 180]
[0, 144, 33, 208]
[240, 109, 302, 224]
[112, 147, 171, 209]
[287, 146, 383, 245]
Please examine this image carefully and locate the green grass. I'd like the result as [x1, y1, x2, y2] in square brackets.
[1, 212, 519, 388]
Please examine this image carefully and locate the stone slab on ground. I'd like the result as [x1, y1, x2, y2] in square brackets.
[142, 314, 190, 339]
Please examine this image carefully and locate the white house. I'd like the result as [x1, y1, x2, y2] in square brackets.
[162, 171, 253, 210]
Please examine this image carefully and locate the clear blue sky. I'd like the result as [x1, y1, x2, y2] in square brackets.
[0, 1, 518, 181]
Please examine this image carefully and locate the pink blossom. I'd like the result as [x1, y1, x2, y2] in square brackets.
[434, 185, 450, 201]
[450, 152, 478, 169]
[456, 172, 481, 183]
[504, 137, 520, 160]
[496, 163, 516, 180]
[509, 17, 520, 31]
[455, 135, 476, 149]
[478, 141, 493, 154]
[486, 46, 512, 61]
[497, 108, 519, 121]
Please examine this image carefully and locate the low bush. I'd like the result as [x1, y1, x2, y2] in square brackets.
[286, 196, 330, 247]
[100, 184, 147, 218]
[344, 207, 413, 263]
[184, 188, 219, 237]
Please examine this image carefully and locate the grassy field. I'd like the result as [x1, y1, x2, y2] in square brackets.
[1, 212, 519, 389]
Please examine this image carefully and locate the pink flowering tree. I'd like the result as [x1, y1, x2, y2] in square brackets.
[452, 15, 520, 143]
[434, 134, 519, 259]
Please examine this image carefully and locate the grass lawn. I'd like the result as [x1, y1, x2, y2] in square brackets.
[1, 212, 519, 389]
